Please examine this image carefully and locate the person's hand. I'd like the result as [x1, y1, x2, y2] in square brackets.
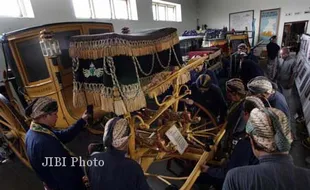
[82, 110, 89, 122]
[201, 164, 209, 173]
[185, 98, 194, 105]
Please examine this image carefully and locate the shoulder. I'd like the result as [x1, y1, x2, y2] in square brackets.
[123, 158, 144, 172]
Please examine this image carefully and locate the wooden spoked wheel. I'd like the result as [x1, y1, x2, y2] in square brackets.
[0, 94, 31, 169]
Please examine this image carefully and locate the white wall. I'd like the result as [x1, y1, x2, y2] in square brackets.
[198, 0, 310, 45]
[0, 0, 198, 79]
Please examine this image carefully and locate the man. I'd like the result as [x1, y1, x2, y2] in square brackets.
[247, 76, 290, 118]
[86, 117, 150, 190]
[237, 43, 258, 64]
[25, 97, 88, 190]
[266, 35, 280, 80]
[238, 50, 264, 86]
[223, 108, 310, 190]
[189, 60, 219, 86]
[196, 96, 264, 190]
[187, 74, 227, 124]
[276, 47, 297, 91]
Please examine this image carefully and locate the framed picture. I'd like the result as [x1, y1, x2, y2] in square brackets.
[296, 59, 303, 72]
[229, 10, 254, 37]
[258, 8, 281, 42]
[305, 83, 310, 98]
[299, 67, 307, 80]
[300, 73, 310, 92]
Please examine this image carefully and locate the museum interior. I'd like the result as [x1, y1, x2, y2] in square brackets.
[0, 0, 310, 190]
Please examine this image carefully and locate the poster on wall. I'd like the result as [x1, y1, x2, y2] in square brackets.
[258, 8, 281, 42]
[229, 10, 254, 37]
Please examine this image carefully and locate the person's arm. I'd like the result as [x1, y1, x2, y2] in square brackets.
[215, 86, 227, 123]
[53, 118, 86, 144]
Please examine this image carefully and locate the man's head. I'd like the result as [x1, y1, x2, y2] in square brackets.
[226, 78, 246, 102]
[26, 97, 58, 127]
[246, 108, 293, 157]
[103, 117, 130, 151]
[280, 47, 290, 59]
[247, 76, 274, 98]
[243, 96, 265, 121]
[270, 35, 277, 43]
[196, 74, 212, 92]
[237, 43, 248, 54]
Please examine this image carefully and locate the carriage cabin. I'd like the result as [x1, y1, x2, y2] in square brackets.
[0, 22, 114, 129]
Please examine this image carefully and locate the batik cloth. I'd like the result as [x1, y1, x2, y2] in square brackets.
[246, 108, 293, 153]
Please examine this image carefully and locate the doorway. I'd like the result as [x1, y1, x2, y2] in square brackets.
[282, 20, 308, 52]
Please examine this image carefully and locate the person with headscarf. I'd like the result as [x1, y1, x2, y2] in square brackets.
[25, 97, 89, 190]
[223, 108, 310, 190]
[237, 45, 264, 86]
[247, 76, 290, 118]
[267, 35, 281, 80]
[187, 74, 227, 124]
[196, 97, 263, 190]
[86, 117, 149, 190]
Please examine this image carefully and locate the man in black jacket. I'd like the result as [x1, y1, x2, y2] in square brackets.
[266, 35, 280, 80]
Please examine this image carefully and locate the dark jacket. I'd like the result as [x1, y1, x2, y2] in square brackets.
[25, 119, 86, 190]
[267, 42, 280, 60]
[87, 148, 149, 190]
[268, 91, 290, 118]
[223, 154, 310, 190]
[239, 59, 264, 86]
[191, 84, 227, 123]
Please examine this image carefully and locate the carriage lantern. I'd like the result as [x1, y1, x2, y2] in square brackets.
[39, 30, 61, 58]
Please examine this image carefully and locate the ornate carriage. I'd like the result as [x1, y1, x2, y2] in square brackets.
[0, 22, 225, 189]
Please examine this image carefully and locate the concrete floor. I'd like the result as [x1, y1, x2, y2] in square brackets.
[1, 61, 310, 190]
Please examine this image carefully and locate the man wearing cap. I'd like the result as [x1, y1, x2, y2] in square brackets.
[187, 74, 227, 124]
[267, 35, 281, 80]
[86, 117, 149, 190]
[223, 108, 310, 190]
[237, 43, 258, 64]
[237, 44, 264, 86]
[247, 76, 290, 118]
[25, 97, 89, 190]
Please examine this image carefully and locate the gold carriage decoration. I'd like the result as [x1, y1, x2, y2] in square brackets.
[0, 22, 225, 190]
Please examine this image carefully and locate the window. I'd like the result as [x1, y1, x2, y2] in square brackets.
[152, 0, 181, 22]
[72, 0, 138, 20]
[0, 0, 34, 18]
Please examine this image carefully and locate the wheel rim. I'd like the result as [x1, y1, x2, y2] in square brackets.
[0, 95, 31, 169]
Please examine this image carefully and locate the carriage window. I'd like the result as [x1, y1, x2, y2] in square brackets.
[152, 0, 182, 22]
[72, 0, 138, 20]
[0, 0, 34, 18]
[53, 30, 81, 69]
[16, 38, 49, 83]
[89, 28, 111, 34]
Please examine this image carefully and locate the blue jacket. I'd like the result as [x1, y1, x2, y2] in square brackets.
[25, 119, 86, 190]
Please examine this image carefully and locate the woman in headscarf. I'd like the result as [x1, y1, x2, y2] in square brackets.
[86, 117, 149, 190]
[223, 108, 310, 190]
[25, 97, 89, 190]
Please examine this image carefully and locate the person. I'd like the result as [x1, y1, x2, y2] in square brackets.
[86, 117, 150, 190]
[189, 60, 219, 86]
[276, 47, 297, 91]
[237, 43, 258, 64]
[238, 50, 264, 86]
[247, 76, 290, 118]
[25, 97, 89, 190]
[187, 74, 227, 124]
[266, 35, 280, 80]
[223, 108, 310, 190]
[196, 96, 264, 190]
